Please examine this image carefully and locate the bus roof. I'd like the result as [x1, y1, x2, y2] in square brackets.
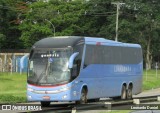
[84, 37, 141, 48]
[32, 36, 141, 49]
[33, 36, 84, 49]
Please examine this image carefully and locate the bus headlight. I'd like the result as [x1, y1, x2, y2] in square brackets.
[27, 87, 34, 92]
[59, 87, 70, 92]
[28, 95, 32, 99]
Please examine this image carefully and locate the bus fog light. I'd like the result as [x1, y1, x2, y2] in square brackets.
[62, 95, 67, 99]
[28, 95, 32, 99]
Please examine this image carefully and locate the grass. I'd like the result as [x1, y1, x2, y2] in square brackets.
[0, 72, 27, 103]
[0, 70, 160, 104]
[142, 69, 160, 90]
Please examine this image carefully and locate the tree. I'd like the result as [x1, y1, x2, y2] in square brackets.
[123, 0, 160, 69]
[79, 0, 114, 38]
[0, 0, 28, 49]
[1, 0, 160, 70]
[84, 0, 160, 69]
[19, 0, 86, 48]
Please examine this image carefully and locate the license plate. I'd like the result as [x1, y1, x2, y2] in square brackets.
[43, 96, 50, 100]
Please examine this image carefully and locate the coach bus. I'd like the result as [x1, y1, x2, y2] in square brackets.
[27, 36, 143, 106]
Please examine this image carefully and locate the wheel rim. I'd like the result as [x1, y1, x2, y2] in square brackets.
[123, 90, 126, 98]
[128, 88, 132, 98]
[81, 90, 86, 103]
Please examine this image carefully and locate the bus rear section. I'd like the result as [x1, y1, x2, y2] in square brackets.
[77, 38, 143, 101]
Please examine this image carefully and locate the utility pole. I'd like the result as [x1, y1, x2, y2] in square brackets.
[111, 2, 125, 42]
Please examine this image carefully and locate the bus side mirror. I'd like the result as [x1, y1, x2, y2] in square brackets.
[68, 52, 79, 69]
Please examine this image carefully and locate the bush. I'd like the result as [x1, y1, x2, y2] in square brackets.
[0, 94, 27, 104]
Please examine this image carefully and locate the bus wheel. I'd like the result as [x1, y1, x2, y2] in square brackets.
[127, 86, 133, 99]
[121, 85, 127, 100]
[41, 101, 50, 107]
[76, 88, 87, 104]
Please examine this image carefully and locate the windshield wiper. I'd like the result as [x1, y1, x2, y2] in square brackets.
[36, 57, 54, 84]
[36, 63, 48, 84]
[45, 57, 50, 82]
[36, 70, 46, 84]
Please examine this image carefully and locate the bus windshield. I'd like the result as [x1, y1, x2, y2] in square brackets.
[27, 48, 72, 85]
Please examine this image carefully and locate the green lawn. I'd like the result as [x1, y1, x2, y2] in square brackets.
[143, 69, 160, 90]
[0, 72, 27, 103]
[0, 70, 160, 104]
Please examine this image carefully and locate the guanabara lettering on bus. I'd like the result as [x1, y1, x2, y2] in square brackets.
[27, 36, 143, 106]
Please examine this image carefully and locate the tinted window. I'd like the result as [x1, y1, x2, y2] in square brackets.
[84, 45, 142, 65]
[73, 44, 84, 60]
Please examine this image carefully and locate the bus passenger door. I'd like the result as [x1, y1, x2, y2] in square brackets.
[71, 60, 81, 80]
[68, 52, 81, 80]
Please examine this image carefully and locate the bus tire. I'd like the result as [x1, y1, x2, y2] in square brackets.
[76, 88, 87, 104]
[127, 85, 133, 99]
[121, 85, 127, 100]
[41, 101, 50, 107]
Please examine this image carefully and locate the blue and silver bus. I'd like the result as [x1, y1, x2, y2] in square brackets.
[27, 36, 143, 106]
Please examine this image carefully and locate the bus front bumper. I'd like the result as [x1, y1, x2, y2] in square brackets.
[27, 86, 80, 102]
